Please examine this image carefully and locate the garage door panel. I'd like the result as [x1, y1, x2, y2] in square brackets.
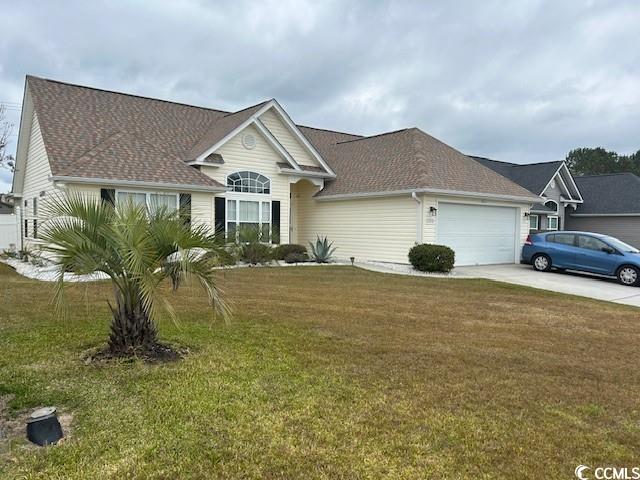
[437, 203, 517, 266]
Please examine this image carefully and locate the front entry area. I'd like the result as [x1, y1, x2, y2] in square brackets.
[436, 202, 518, 266]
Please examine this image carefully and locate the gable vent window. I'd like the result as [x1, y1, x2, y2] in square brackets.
[242, 133, 257, 150]
[227, 171, 270, 194]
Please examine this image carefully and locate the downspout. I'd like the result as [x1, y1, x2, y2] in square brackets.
[411, 191, 423, 244]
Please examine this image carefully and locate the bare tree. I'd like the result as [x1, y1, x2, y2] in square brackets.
[0, 104, 15, 172]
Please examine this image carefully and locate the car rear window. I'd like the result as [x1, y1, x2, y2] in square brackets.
[549, 233, 575, 246]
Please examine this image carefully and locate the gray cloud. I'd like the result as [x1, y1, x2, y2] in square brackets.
[1, 0, 639, 193]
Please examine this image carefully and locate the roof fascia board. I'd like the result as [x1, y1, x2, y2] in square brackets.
[50, 176, 226, 193]
[561, 163, 584, 202]
[268, 100, 336, 176]
[316, 188, 541, 204]
[278, 167, 335, 179]
[570, 213, 640, 217]
[11, 80, 34, 195]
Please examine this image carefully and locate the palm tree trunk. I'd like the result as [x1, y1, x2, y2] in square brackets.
[107, 289, 158, 353]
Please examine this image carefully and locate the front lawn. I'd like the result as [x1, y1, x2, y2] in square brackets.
[1, 263, 639, 478]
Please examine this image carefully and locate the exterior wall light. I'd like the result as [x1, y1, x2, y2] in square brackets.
[350, 256, 355, 266]
[429, 206, 438, 214]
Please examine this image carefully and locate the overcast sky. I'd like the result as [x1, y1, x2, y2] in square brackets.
[1, 0, 639, 193]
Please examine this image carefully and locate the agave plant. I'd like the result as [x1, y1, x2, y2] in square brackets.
[39, 193, 230, 355]
[309, 235, 337, 263]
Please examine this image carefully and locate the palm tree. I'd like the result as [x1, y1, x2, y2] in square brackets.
[39, 193, 230, 355]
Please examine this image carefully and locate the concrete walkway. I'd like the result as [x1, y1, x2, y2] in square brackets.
[357, 261, 640, 308]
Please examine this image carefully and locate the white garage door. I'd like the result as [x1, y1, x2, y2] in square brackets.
[436, 203, 517, 266]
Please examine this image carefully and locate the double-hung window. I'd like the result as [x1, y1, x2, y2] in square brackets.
[547, 216, 559, 231]
[226, 199, 271, 242]
[225, 171, 271, 242]
[529, 214, 539, 230]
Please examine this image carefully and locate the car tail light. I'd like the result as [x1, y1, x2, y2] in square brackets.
[524, 234, 533, 246]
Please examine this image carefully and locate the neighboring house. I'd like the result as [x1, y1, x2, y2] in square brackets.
[472, 156, 640, 248]
[12, 76, 540, 266]
[564, 173, 640, 248]
[0, 194, 14, 214]
[471, 157, 583, 232]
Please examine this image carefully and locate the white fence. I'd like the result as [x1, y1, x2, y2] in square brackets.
[0, 214, 18, 251]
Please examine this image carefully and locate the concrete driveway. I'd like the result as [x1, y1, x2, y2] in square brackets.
[454, 264, 640, 307]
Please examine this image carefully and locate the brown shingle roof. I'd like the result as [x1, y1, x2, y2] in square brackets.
[27, 76, 538, 200]
[28, 76, 229, 189]
[303, 128, 538, 199]
[56, 131, 222, 188]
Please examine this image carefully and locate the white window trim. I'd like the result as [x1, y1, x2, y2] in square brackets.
[547, 215, 559, 231]
[529, 214, 539, 230]
[224, 194, 272, 243]
[115, 189, 179, 211]
[225, 171, 272, 195]
[543, 199, 559, 214]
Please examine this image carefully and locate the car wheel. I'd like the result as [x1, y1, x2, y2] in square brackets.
[617, 265, 640, 286]
[532, 254, 551, 272]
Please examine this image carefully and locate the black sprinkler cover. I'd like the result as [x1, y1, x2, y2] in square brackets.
[26, 407, 63, 446]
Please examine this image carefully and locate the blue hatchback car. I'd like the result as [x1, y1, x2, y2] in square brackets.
[521, 231, 640, 286]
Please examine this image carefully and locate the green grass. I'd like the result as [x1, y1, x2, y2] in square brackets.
[1, 262, 640, 478]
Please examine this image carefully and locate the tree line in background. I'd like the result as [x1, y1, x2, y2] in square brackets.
[565, 147, 640, 177]
[0, 104, 15, 172]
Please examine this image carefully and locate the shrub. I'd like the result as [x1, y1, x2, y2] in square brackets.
[309, 236, 336, 263]
[273, 244, 307, 261]
[216, 248, 239, 266]
[284, 252, 308, 264]
[241, 242, 273, 265]
[0, 247, 18, 260]
[408, 244, 455, 273]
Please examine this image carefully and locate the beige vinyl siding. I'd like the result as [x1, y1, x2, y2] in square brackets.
[258, 109, 320, 168]
[65, 184, 101, 199]
[565, 216, 640, 248]
[66, 184, 215, 232]
[191, 192, 214, 231]
[294, 181, 417, 263]
[202, 124, 291, 243]
[21, 113, 53, 245]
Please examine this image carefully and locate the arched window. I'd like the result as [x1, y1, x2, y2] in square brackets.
[227, 171, 270, 194]
[544, 200, 558, 212]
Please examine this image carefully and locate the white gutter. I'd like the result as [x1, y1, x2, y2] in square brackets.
[50, 176, 227, 193]
[411, 192, 422, 243]
[316, 187, 541, 204]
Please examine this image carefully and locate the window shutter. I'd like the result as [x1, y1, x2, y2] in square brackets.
[100, 188, 115, 206]
[271, 201, 280, 244]
[214, 197, 226, 237]
[179, 193, 191, 227]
